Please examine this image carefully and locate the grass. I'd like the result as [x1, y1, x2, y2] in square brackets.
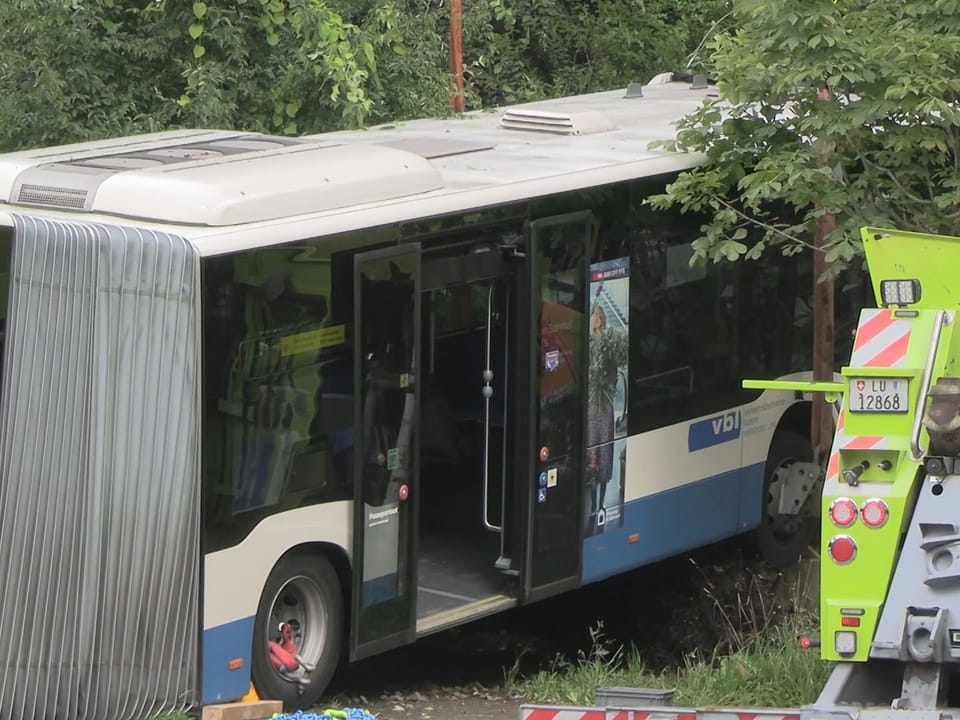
[508, 616, 829, 709]
[508, 552, 830, 710]
[154, 549, 827, 717]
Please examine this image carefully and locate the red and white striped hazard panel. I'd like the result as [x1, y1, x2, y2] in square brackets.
[520, 707, 605, 720]
[520, 706, 800, 720]
[699, 712, 799, 720]
[824, 410, 889, 485]
[849, 309, 912, 368]
[609, 711, 696, 720]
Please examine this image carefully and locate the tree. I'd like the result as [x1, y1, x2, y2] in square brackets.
[177, 0, 450, 133]
[0, 0, 731, 151]
[0, 1, 179, 150]
[649, 0, 960, 450]
[0, 0, 451, 151]
[460, 0, 730, 107]
[653, 0, 960, 264]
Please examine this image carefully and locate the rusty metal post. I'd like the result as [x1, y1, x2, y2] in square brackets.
[449, 0, 465, 113]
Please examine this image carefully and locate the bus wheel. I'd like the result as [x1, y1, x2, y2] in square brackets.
[756, 431, 819, 568]
[252, 552, 343, 710]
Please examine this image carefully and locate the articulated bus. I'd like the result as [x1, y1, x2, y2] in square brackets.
[0, 75, 864, 720]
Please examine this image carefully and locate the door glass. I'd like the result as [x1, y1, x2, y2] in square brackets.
[530, 214, 588, 591]
[353, 248, 418, 655]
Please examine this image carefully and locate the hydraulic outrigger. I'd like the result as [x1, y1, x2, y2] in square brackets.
[521, 226, 960, 720]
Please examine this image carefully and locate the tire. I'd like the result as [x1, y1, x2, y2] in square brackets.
[251, 552, 344, 710]
[755, 430, 819, 568]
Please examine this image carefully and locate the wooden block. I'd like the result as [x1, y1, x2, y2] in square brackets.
[201, 699, 284, 720]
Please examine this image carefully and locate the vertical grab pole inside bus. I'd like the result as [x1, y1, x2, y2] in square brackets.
[496, 283, 510, 568]
[482, 283, 501, 531]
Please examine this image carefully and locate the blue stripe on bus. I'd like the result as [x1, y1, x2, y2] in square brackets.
[201, 615, 255, 705]
[581, 461, 765, 584]
[363, 572, 399, 606]
[737, 461, 764, 531]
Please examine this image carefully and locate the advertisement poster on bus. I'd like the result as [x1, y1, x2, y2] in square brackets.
[585, 257, 629, 538]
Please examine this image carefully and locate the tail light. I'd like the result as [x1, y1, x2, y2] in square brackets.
[829, 497, 858, 528]
[829, 534, 857, 564]
[860, 498, 889, 528]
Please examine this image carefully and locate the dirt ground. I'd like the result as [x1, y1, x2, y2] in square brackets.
[349, 686, 521, 720]
[327, 542, 818, 720]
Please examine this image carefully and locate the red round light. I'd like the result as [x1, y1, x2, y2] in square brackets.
[829, 535, 857, 564]
[861, 498, 889, 528]
[829, 498, 858, 528]
[799, 637, 812, 649]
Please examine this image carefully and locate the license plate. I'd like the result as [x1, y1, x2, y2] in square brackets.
[848, 378, 908, 414]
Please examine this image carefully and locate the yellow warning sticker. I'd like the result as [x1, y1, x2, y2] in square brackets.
[280, 325, 346, 356]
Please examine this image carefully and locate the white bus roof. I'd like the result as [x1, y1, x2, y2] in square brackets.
[0, 76, 715, 255]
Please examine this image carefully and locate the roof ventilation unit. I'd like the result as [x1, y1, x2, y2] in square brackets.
[500, 109, 614, 136]
[17, 183, 89, 210]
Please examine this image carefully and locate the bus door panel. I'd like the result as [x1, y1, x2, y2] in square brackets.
[522, 212, 591, 603]
[351, 244, 421, 661]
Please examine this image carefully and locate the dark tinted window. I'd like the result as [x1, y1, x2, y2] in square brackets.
[534, 179, 822, 434]
[201, 233, 382, 553]
[611, 182, 814, 433]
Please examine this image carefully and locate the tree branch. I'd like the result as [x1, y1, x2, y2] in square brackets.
[709, 193, 820, 251]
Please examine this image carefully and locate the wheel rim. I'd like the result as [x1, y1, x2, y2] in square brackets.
[765, 456, 807, 542]
[266, 575, 329, 680]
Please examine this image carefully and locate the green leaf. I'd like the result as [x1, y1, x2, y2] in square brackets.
[192, 2, 207, 19]
[189, 23, 203, 39]
[193, 43, 206, 58]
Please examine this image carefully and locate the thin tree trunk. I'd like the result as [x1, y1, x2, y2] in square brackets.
[812, 212, 836, 459]
[811, 85, 836, 460]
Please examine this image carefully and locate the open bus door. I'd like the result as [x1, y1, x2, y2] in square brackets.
[350, 244, 421, 661]
[522, 212, 590, 603]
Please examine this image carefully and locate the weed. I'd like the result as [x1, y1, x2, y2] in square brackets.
[510, 553, 828, 709]
[509, 622, 643, 706]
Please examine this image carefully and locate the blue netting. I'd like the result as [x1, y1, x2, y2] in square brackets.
[272, 709, 377, 720]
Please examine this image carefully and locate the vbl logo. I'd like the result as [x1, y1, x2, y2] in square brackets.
[711, 411, 740, 435]
[688, 411, 742, 452]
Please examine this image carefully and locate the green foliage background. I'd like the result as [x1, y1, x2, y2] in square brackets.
[650, 0, 960, 269]
[0, 0, 730, 151]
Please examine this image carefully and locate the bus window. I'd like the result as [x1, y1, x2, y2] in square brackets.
[626, 214, 813, 433]
[201, 242, 355, 553]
